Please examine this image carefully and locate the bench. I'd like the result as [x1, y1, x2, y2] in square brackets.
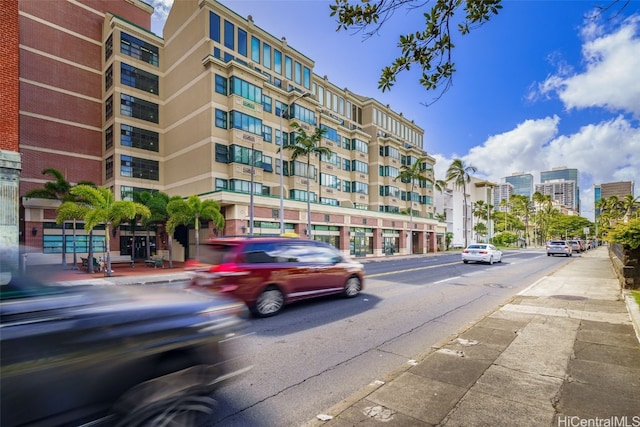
[145, 256, 165, 268]
[107, 255, 135, 267]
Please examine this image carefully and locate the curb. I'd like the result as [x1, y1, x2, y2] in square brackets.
[624, 290, 640, 343]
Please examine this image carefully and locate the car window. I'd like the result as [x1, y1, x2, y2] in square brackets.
[242, 242, 279, 264]
[468, 245, 483, 249]
[200, 243, 237, 265]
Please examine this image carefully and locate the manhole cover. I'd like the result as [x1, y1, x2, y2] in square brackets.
[551, 295, 588, 300]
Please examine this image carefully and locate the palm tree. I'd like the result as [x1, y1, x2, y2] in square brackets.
[445, 159, 477, 248]
[69, 185, 150, 276]
[621, 194, 640, 223]
[25, 168, 95, 267]
[146, 192, 182, 268]
[166, 195, 224, 260]
[56, 202, 89, 271]
[472, 200, 487, 242]
[395, 157, 432, 254]
[24, 168, 72, 201]
[282, 122, 330, 239]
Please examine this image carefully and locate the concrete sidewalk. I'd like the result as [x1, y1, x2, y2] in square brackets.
[305, 246, 640, 426]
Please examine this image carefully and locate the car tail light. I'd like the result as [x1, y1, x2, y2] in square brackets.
[479, 251, 487, 254]
[211, 263, 250, 277]
[462, 250, 469, 253]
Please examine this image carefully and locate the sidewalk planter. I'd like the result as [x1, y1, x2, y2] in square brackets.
[610, 244, 640, 290]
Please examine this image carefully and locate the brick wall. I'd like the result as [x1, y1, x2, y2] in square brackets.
[0, 0, 20, 151]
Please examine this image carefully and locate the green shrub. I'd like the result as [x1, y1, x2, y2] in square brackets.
[606, 218, 640, 250]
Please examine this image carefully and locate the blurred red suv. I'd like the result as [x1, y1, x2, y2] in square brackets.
[187, 237, 365, 317]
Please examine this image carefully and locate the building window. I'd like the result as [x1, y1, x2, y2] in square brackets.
[230, 179, 263, 194]
[262, 125, 272, 143]
[290, 189, 316, 202]
[105, 155, 114, 180]
[121, 185, 155, 200]
[120, 155, 159, 181]
[352, 160, 368, 174]
[274, 49, 282, 74]
[229, 144, 261, 167]
[215, 74, 227, 95]
[230, 76, 262, 103]
[294, 61, 302, 84]
[105, 34, 113, 61]
[285, 55, 292, 79]
[105, 125, 113, 150]
[238, 28, 247, 56]
[215, 143, 228, 163]
[215, 178, 228, 190]
[121, 32, 159, 67]
[251, 36, 260, 63]
[320, 173, 340, 189]
[352, 181, 368, 195]
[209, 11, 220, 42]
[320, 198, 339, 206]
[121, 63, 159, 95]
[320, 125, 339, 143]
[230, 110, 262, 135]
[215, 109, 228, 129]
[262, 155, 273, 172]
[120, 94, 158, 123]
[291, 161, 316, 180]
[262, 94, 272, 113]
[224, 20, 234, 49]
[105, 64, 113, 90]
[121, 124, 159, 152]
[263, 43, 271, 69]
[291, 104, 316, 126]
[303, 67, 311, 89]
[352, 138, 368, 154]
[105, 95, 113, 120]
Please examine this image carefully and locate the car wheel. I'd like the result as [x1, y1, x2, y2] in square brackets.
[463, 260, 468, 264]
[343, 276, 361, 298]
[547, 253, 551, 256]
[253, 286, 284, 317]
[489, 257, 494, 265]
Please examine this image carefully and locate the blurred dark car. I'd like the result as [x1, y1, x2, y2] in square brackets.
[187, 237, 365, 317]
[0, 265, 248, 426]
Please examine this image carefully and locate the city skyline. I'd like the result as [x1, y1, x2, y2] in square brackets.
[146, 0, 640, 221]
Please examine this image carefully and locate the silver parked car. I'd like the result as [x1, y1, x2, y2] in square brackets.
[546, 240, 572, 257]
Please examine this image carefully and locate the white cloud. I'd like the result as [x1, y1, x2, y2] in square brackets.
[432, 115, 640, 221]
[540, 15, 640, 118]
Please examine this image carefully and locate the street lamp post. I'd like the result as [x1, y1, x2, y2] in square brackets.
[279, 92, 310, 234]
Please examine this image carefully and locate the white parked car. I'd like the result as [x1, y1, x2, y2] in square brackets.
[462, 244, 503, 265]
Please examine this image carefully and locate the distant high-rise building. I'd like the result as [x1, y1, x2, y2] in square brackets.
[594, 181, 635, 216]
[535, 180, 578, 213]
[494, 182, 514, 211]
[541, 167, 579, 212]
[504, 172, 533, 199]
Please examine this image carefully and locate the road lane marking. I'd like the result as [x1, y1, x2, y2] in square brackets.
[367, 261, 462, 278]
[434, 276, 461, 284]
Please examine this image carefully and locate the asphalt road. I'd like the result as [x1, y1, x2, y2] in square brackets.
[205, 249, 576, 426]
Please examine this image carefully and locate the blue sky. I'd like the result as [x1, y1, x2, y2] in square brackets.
[148, 0, 640, 221]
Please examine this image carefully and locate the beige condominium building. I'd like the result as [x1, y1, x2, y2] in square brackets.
[18, 0, 444, 262]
